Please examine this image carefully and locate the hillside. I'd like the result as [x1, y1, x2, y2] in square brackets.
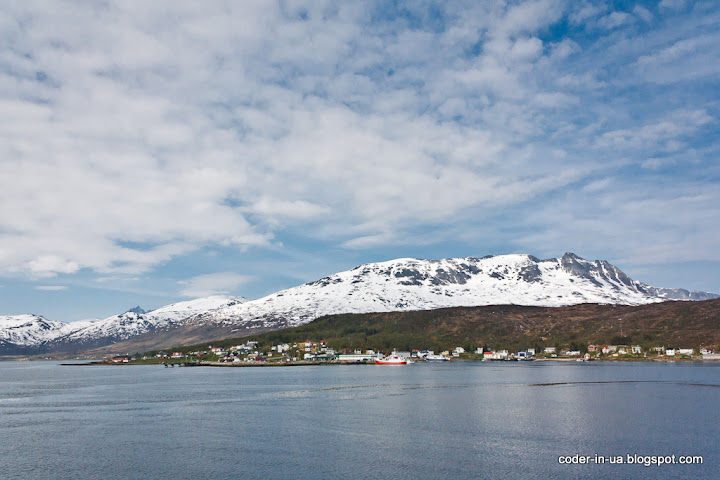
[171, 298, 720, 355]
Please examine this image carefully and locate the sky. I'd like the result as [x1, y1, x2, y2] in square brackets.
[1, 0, 719, 322]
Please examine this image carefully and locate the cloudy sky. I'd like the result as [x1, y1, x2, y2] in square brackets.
[1, 0, 718, 321]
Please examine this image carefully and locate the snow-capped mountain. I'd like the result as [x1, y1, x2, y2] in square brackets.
[0, 314, 68, 349]
[190, 253, 681, 330]
[0, 296, 244, 355]
[1, 253, 717, 355]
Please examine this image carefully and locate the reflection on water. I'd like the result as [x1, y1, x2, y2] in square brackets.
[1, 361, 718, 479]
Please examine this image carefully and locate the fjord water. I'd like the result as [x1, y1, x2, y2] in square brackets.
[1, 361, 718, 479]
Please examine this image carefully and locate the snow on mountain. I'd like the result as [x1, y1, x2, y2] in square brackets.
[193, 253, 667, 330]
[0, 314, 68, 347]
[0, 296, 245, 353]
[57, 296, 246, 344]
[2, 253, 718, 354]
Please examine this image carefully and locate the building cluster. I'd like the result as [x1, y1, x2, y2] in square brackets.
[120, 341, 717, 364]
[539, 345, 715, 358]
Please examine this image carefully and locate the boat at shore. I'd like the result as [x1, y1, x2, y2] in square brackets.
[425, 354, 449, 362]
[375, 355, 408, 365]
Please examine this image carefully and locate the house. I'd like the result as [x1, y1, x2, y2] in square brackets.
[527, 348, 536, 355]
[454, 347, 465, 354]
[601, 346, 611, 355]
[112, 355, 133, 363]
[631, 345, 642, 354]
[701, 348, 715, 355]
[588, 345, 598, 352]
[678, 348, 694, 356]
[483, 350, 508, 361]
[606, 345, 618, 353]
[544, 347, 557, 354]
[171, 352, 183, 359]
[475, 347, 484, 355]
[617, 346, 628, 355]
[566, 350, 581, 357]
[665, 348, 676, 356]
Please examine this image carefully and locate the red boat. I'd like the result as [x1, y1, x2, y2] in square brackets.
[375, 355, 408, 365]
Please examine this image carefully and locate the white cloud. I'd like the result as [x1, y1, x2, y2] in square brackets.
[569, 2, 605, 26]
[516, 182, 720, 267]
[0, 0, 717, 290]
[597, 12, 634, 30]
[35, 285, 68, 291]
[635, 33, 720, 83]
[177, 272, 252, 298]
[633, 6, 653, 23]
[659, 0, 687, 11]
[595, 110, 712, 151]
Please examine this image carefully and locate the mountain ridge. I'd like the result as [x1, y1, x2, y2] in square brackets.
[1, 253, 717, 355]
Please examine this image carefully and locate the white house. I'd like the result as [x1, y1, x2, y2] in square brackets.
[678, 348, 694, 356]
[631, 345, 642, 354]
[482, 350, 508, 360]
[544, 347, 556, 354]
[665, 348, 676, 356]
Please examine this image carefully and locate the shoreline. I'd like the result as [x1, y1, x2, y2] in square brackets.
[56, 356, 720, 367]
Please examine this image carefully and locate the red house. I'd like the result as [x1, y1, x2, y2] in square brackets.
[112, 355, 134, 363]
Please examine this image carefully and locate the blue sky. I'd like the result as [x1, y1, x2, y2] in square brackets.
[1, 0, 719, 321]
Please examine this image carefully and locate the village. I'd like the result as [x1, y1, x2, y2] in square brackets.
[109, 341, 719, 364]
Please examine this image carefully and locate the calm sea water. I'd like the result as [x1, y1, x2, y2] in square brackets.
[1, 361, 718, 479]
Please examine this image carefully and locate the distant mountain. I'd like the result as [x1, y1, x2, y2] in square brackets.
[1, 253, 718, 356]
[0, 314, 69, 355]
[638, 285, 719, 301]
[0, 296, 244, 355]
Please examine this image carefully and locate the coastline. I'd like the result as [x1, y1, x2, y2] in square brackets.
[55, 356, 720, 367]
